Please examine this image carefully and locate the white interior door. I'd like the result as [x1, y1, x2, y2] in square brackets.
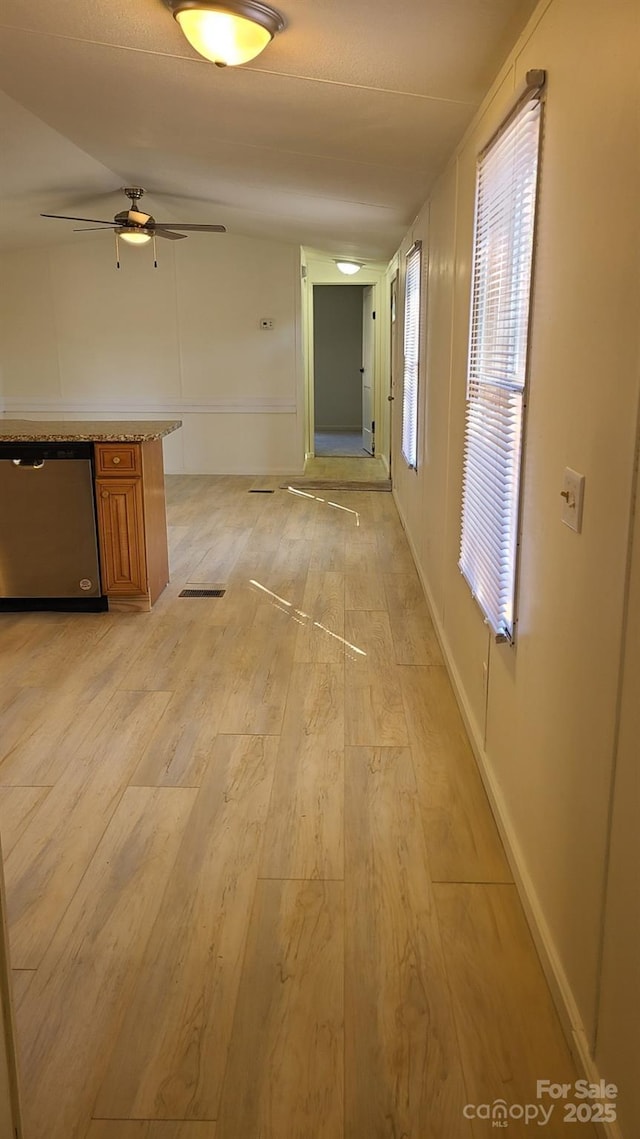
[361, 286, 375, 454]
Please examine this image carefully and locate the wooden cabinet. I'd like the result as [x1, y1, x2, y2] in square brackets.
[95, 441, 170, 612]
[96, 478, 147, 595]
[95, 444, 142, 477]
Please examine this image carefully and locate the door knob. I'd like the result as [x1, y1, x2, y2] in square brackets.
[387, 395, 395, 401]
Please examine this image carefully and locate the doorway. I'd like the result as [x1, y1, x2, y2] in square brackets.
[312, 285, 374, 457]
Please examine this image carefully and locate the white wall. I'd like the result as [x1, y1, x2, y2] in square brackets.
[390, 0, 640, 1114]
[596, 430, 640, 1138]
[0, 232, 305, 474]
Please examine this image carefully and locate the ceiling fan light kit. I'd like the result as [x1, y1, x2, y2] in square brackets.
[117, 229, 153, 245]
[40, 187, 226, 269]
[164, 0, 286, 66]
[114, 229, 159, 269]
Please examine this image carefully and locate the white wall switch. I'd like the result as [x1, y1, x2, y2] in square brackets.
[260, 318, 274, 330]
[560, 467, 585, 532]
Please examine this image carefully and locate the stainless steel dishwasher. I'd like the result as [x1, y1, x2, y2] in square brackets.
[0, 442, 106, 609]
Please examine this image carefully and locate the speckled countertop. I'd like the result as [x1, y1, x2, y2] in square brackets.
[0, 419, 182, 442]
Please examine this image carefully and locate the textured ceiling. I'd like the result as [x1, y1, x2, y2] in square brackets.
[0, 0, 538, 258]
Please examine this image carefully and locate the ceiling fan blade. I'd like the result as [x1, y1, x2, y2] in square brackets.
[152, 223, 227, 233]
[40, 213, 115, 224]
[155, 229, 188, 240]
[73, 226, 118, 231]
[128, 209, 151, 225]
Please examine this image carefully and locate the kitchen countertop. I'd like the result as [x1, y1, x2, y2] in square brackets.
[0, 419, 182, 442]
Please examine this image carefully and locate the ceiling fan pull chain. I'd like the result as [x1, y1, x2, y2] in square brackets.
[115, 230, 121, 270]
[153, 233, 158, 269]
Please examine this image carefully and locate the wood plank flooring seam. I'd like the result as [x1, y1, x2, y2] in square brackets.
[95, 736, 280, 1121]
[215, 730, 282, 736]
[214, 879, 344, 1137]
[343, 745, 471, 1135]
[431, 879, 516, 885]
[17, 786, 200, 1139]
[258, 662, 344, 880]
[127, 779, 205, 790]
[394, 737, 492, 1122]
[114, 687, 176, 694]
[7, 782, 131, 970]
[433, 882, 591, 1137]
[202, 820, 271, 1131]
[400, 667, 513, 883]
[257, 875, 344, 882]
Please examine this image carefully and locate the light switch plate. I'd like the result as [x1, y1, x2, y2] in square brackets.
[561, 467, 585, 532]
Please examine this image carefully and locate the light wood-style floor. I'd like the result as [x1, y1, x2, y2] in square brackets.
[303, 453, 388, 480]
[0, 473, 589, 1138]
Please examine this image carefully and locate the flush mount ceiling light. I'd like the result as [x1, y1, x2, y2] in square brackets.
[165, 0, 286, 66]
[335, 260, 363, 275]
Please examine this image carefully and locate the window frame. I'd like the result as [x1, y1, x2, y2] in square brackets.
[459, 76, 545, 643]
[401, 240, 422, 470]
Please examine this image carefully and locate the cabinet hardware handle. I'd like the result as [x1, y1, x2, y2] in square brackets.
[101, 490, 109, 499]
[112, 456, 121, 464]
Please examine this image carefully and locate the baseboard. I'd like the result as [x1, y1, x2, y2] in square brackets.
[165, 467, 306, 477]
[392, 488, 619, 1139]
[381, 452, 390, 477]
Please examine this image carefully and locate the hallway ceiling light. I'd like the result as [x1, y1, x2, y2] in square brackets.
[335, 260, 363, 275]
[165, 1, 286, 67]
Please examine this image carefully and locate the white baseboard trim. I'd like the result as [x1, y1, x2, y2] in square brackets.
[380, 452, 390, 477]
[392, 488, 619, 1139]
[166, 467, 306, 477]
[2, 397, 297, 415]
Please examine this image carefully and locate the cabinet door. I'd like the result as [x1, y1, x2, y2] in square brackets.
[96, 478, 147, 595]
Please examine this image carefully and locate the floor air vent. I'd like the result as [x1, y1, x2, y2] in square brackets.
[179, 588, 226, 598]
[249, 488, 275, 493]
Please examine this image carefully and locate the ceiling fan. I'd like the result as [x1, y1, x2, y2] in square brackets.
[41, 187, 226, 267]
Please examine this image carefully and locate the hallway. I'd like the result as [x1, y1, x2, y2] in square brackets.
[0, 475, 586, 1138]
[314, 430, 370, 457]
[302, 452, 389, 482]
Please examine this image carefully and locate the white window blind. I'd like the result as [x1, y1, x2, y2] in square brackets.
[459, 86, 543, 641]
[402, 241, 422, 468]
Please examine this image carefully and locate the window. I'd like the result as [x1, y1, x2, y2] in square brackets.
[401, 240, 422, 468]
[459, 79, 544, 642]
